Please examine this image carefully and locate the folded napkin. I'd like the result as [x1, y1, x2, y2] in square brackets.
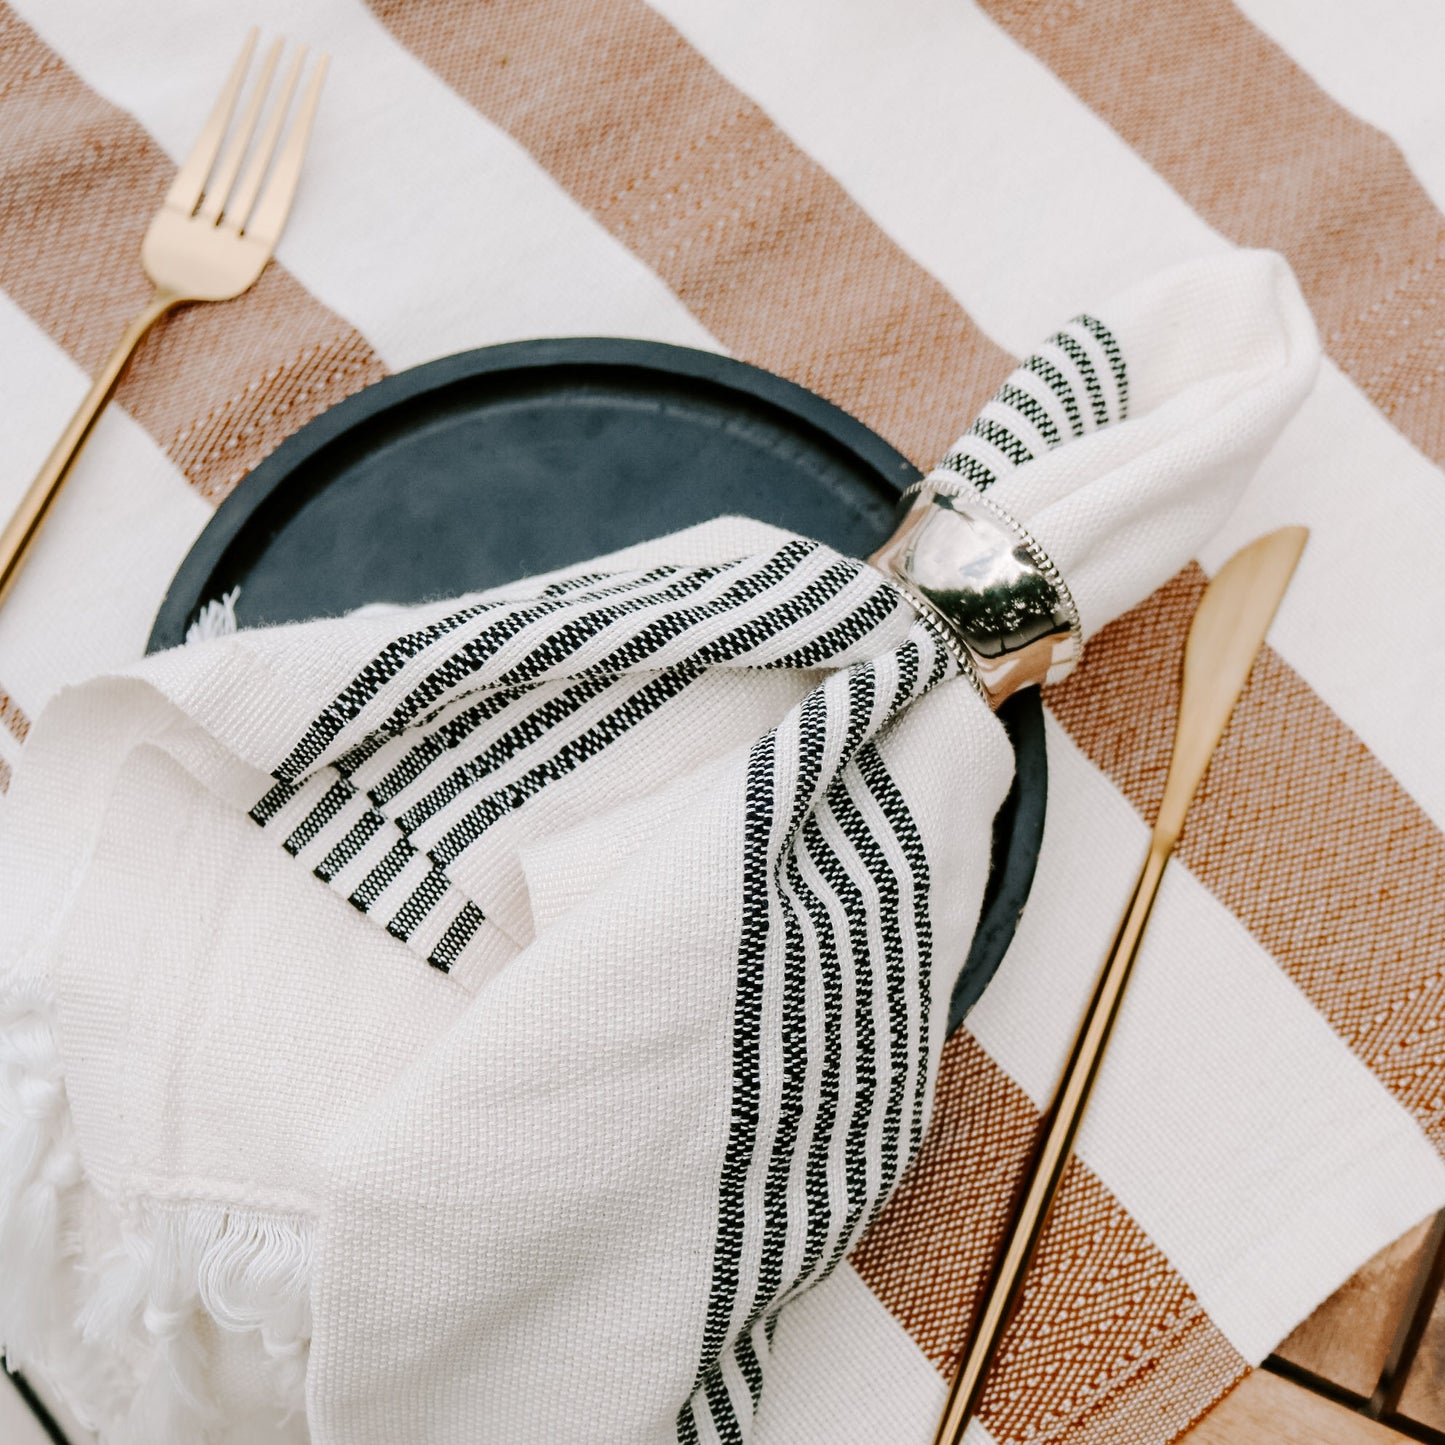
[0, 251, 1317, 1444]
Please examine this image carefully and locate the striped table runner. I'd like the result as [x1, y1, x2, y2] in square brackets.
[0, 3, 1441, 1442]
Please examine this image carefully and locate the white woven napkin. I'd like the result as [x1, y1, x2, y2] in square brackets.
[0, 250, 1316, 1444]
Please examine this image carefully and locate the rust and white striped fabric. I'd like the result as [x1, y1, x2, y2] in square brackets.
[0, 3, 1442, 1443]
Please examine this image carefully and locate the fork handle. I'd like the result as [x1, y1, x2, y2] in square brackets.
[0, 286, 181, 610]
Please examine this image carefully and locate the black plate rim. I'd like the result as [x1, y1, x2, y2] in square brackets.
[147, 337, 1045, 1031]
[150, 337, 926, 650]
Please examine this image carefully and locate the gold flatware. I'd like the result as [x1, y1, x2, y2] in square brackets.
[0, 30, 328, 611]
[932, 525, 1310, 1445]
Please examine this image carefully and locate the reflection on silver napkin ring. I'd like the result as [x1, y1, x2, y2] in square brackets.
[867, 470, 1082, 709]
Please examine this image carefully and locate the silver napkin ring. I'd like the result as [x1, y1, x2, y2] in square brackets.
[867, 471, 1082, 708]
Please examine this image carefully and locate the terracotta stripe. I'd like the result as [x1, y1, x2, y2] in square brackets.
[1046, 568, 1445, 1152]
[850, 1031, 1247, 1442]
[357, 10, 1237, 1435]
[367, 2, 1445, 1435]
[0, 756, 11, 794]
[1062, 1318, 1246, 1445]
[375, 0, 1445, 1149]
[980, 0, 1445, 467]
[0, 688, 30, 745]
[0, 9, 386, 503]
[364, 0, 1011, 468]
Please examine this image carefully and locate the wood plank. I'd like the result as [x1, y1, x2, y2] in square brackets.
[1395, 1265, 1445, 1432]
[1181, 1371, 1408, 1444]
[1273, 1216, 1438, 1397]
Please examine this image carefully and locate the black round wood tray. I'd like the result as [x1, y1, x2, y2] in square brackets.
[149, 338, 1045, 1031]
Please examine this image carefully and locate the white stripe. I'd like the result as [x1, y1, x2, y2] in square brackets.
[847, 756, 929, 1162]
[365, 846, 435, 922]
[11, 0, 719, 369]
[290, 786, 372, 870]
[767, 674, 864, 1298]
[789, 821, 865, 1288]
[825, 797, 900, 1217]
[735, 713, 799, 1347]
[966, 398, 1048, 462]
[0, 293, 210, 714]
[966, 717, 1445, 1362]
[260, 771, 338, 843]
[301, 564, 729, 774]
[324, 811, 399, 897]
[1235, 0, 1445, 219]
[646, 0, 1445, 830]
[751, 1261, 982, 1445]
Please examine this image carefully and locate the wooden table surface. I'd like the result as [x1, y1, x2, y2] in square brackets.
[6, 1211, 1444, 1442]
[1181, 1210, 1445, 1443]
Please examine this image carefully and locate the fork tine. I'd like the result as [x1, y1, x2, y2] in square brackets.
[165, 28, 257, 216]
[244, 53, 329, 247]
[199, 36, 282, 223]
[224, 45, 305, 234]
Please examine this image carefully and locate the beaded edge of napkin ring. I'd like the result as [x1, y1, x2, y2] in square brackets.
[867, 470, 1082, 709]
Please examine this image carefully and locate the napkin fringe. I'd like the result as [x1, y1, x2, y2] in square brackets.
[0, 980, 313, 1442]
[183, 586, 241, 645]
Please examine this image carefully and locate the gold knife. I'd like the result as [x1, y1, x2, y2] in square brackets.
[932, 525, 1309, 1445]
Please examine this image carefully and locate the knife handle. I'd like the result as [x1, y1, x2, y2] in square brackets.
[932, 836, 1171, 1444]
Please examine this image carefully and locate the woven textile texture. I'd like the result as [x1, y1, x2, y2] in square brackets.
[0, 2, 1441, 1442]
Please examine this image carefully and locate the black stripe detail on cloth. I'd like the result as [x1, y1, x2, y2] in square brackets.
[282, 778, 352, 856]
[274, 564, 693, 779]
[423, 668, 701, 868]
[939, 314, 1127, 502]
[273, 597, 519, 781]
[836, 753, 911, 1195]
[753, 664, 882, 1327]
[377, 564, 731, 740]
[704, 1367, 743, 1445]
[378, 673, 622, 824]
[381, 549, 830, 840]
[1075, 312, 1129, 418]
[796, 810, 878, 1284]
[787, 668, 882, 1298]
[348, 837, 414, 912]
[1050, 328, 1110, 428]
[365, 676, 609, 806]
[998, 380, 1061, 446]
[762, 587, 904, 670]
[676, 1400, 700, 1445]
[387, 865, 451, 941]
[250, 776, 297, 827]
[969, 415, 1034, 466]
[363, 547, 830, 834]
[694, 729, 776, 1396]
[315, 808, 385, 884]
[1022, 351, 1083, 437]
[859, 739, 933, 1160]
[939, 450, 999, 490]
[738, 1322, 767, 1409]
[531, 544, 819, 679]
[429, 901, 485, 972]
[251, 756, 492, 970]
[754, 690, 828, 1314]
[682, 624, 943, 1439]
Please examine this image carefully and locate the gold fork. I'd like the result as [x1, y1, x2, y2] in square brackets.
[0, 30, 328, 610]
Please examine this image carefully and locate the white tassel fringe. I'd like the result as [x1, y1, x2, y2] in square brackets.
[184, 588, 241, 645]
[0, 981, 313, 1441]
